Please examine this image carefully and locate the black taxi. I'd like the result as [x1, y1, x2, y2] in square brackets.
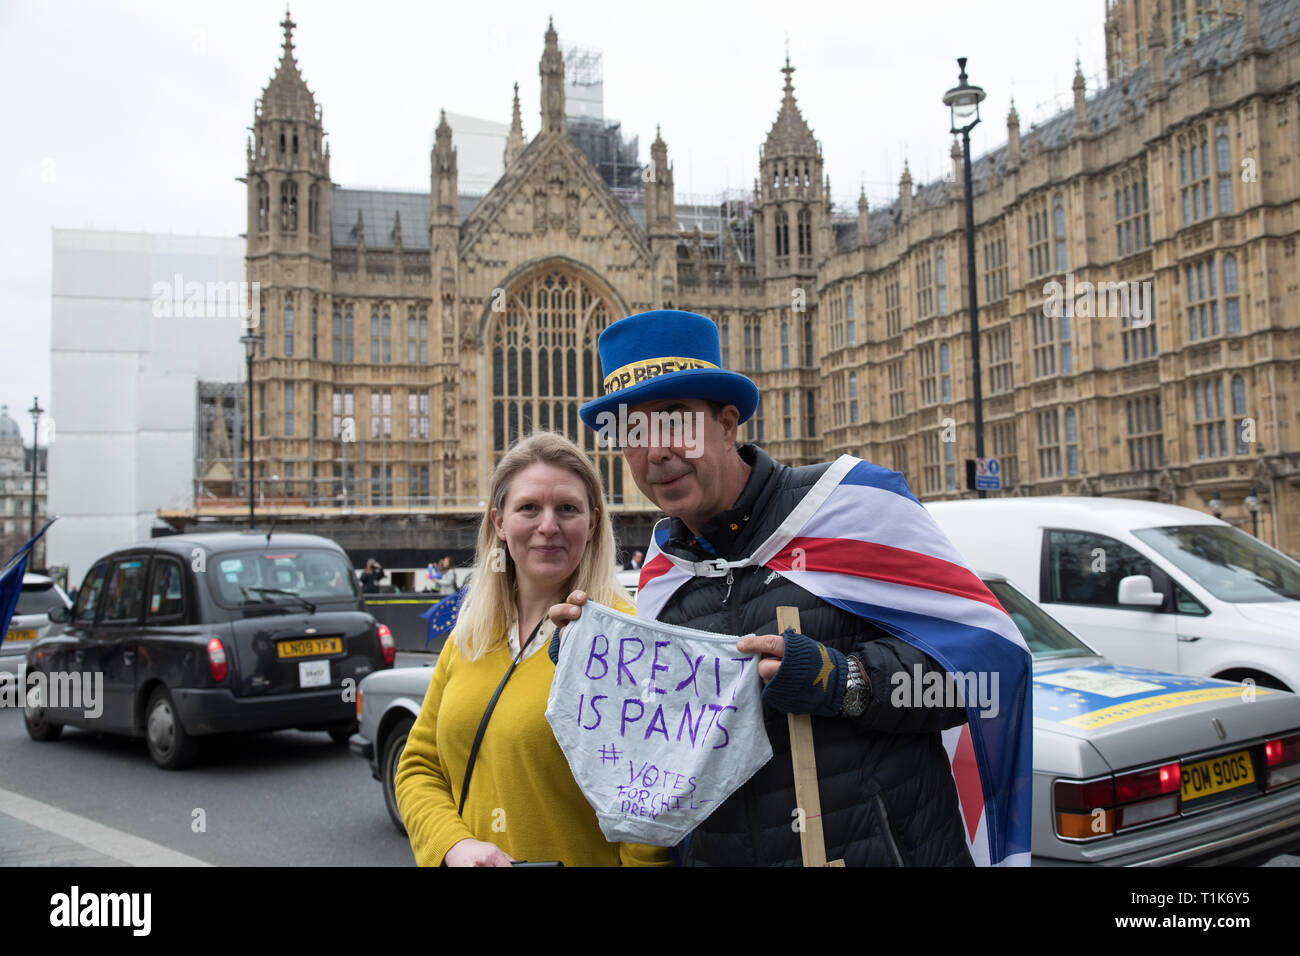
[24, 532, 395, 768]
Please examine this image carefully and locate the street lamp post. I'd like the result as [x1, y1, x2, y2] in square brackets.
[1244, 493, 1260, 538]
[944, 58, 987, 498]
[27, 396, 43, 543]
[239, 333, 263, 527]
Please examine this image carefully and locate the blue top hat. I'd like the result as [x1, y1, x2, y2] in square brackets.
[578, 310, 759, 429]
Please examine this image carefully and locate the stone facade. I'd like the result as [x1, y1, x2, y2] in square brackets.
[237, 4, 1300, 557]
[0, 405, 48, 566]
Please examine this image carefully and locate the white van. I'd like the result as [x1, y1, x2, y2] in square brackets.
[926, 497, 1300, 693]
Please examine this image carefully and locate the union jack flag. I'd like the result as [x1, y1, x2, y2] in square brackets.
[637, 456, 1032, 866]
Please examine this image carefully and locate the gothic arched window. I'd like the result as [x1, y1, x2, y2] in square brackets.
[308, 184, 320, 235]
[1053, 194, 1067, 272]
[281, 180, 298, 231]
[257, 181, 269, 232]
[284, 297, 294, 357]
[488, 269, 622, 497]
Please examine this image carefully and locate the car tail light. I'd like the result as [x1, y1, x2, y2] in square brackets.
[1054, 761, 1182, 841]
[1264, 732, 1300, 791]
[355, 687, 364, 720]
[207, 638, 228, 682]
[376, 623, 395, 665]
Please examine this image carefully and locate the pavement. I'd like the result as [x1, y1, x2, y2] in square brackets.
[0, 786, 210, 867]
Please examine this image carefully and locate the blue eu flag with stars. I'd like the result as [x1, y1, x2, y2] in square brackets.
[419, 586, 466, 648]
[1, 518, 57, 653]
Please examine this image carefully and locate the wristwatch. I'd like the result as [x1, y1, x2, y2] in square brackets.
[841, 653, 869, 717]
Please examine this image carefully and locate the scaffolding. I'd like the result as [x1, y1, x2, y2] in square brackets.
[568, 116, 641, 191]
[563, 47, 603, 87]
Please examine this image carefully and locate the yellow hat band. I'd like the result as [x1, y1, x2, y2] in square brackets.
[602, 356, 719, 393]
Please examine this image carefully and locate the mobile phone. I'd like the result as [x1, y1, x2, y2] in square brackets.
[511, 860, 564, 867]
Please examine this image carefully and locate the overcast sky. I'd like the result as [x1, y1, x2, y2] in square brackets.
[0, 0, 1106, 443]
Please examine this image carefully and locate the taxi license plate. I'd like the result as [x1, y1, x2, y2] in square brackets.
[5, 629, 36, 644]
[1181, 750, 1255, 803]
[276, 636, 342, 659]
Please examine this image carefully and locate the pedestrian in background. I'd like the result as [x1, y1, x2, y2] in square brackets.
[360, 558, 385, 594]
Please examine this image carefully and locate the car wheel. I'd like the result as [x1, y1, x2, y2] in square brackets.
[24, 700, 63, 742]
[382, 716, 415, 835]
[328, 721, 357, 745]
[145, 687, 199, 769]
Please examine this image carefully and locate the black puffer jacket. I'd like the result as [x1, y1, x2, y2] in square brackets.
[659, 445, 973, 867]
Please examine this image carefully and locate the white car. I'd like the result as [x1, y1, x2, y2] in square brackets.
[927, 497, 1300, 693]
[352, 575, 1300, 864]
[992, 571, 1300, 865]
[2, 573, 72, 675]
[616, 568, 640, 598]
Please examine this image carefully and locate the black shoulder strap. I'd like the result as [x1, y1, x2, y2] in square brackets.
[458, 618, 545, 817]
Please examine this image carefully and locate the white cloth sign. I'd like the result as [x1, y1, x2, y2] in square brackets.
[546, 600, 774, 846]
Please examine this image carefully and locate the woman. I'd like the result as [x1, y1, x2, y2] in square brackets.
[395, 432, 669, 867]
[435, 555, 455, 595]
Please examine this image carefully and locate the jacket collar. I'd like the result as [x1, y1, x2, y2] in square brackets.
[664, 444, 779, 561]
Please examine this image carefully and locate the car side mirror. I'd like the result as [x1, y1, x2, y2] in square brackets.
[1117, 575, 1164, 608]
[48, 605, 71, 624]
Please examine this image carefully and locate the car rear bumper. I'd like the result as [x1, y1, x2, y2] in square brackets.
[171, 686, 355, 735]
[349, 732, 379, 779]
[1036, 783, 1300, 866]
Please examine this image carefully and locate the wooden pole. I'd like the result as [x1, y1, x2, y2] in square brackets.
[776, 606, 845, 867]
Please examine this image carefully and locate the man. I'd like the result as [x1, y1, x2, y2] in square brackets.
[551, 309, 1030, 867]
[360, 558, 385, 594]
[622, 550, 644, 571]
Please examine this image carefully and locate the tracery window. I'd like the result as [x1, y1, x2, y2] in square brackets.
[489, 270, 623, 499]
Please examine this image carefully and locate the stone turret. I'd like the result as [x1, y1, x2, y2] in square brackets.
[539, 19, 565, 135]
[1006, 100, 1021, 171]
[504, 82, 525, 167]
[755, 56, 826, 277]
[857, 187, 870, 248]
[1072, 60, 1088, 137]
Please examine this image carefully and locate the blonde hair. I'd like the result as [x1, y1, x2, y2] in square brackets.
[452, 431, 627, 661]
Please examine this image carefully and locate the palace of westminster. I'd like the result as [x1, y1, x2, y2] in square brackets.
[184, 0, 1300, 563]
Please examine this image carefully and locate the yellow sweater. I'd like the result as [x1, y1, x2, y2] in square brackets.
[394, 625, 671, 868]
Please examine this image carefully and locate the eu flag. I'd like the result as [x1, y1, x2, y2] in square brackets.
[1, 518, 58, 653]
[418, 586, 466, 648]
